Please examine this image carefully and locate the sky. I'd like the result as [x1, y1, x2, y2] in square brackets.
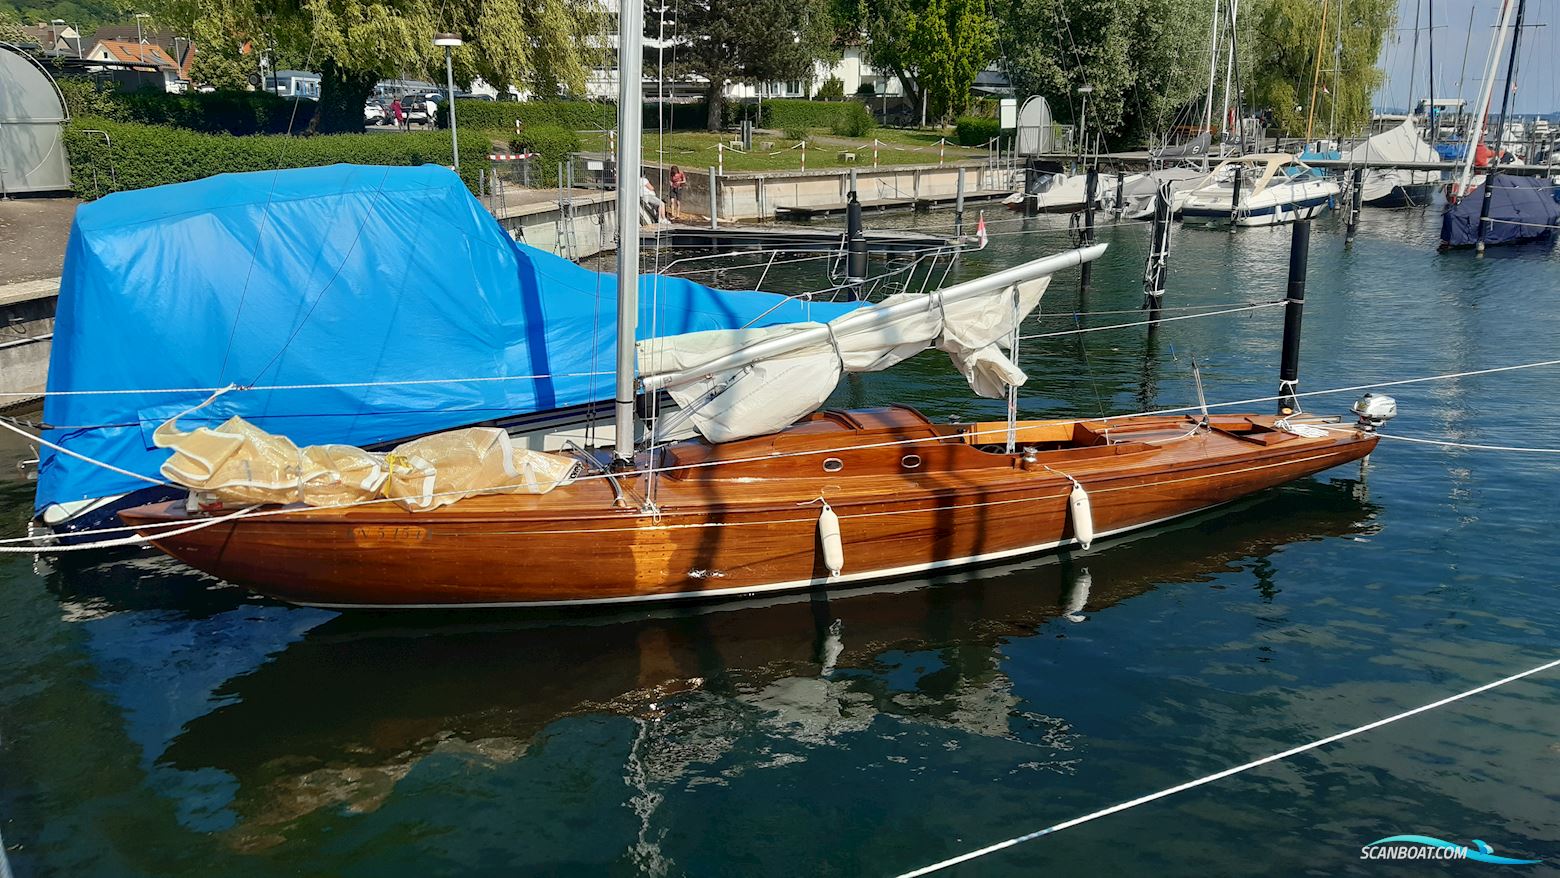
[1374, 0, 1558, 114]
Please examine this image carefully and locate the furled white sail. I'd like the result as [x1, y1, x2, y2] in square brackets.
[639, 278, 1050, 443]
[1346, 119, 1440, 200]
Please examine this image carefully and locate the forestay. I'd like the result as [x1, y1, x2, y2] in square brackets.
[638, 277, 1049, 443]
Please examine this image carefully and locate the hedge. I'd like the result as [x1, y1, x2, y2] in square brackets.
[439, 99, 732, 132]
[57, 78, 318, 135]
[437, 99, 617, 132]
[506, 125, 583, 187]
[762, 99, 863, 132]
[64, 117, 490, 199]
[954, 116, 1011, 147]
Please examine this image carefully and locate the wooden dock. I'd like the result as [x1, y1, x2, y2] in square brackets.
[774, 189, 1009, 220]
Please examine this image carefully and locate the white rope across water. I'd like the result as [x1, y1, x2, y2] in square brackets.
[1019, 300, 1288, 340]
[894, 655, 1560, 878]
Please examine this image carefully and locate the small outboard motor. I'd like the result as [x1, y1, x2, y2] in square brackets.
[1352, 393, 1398, 432]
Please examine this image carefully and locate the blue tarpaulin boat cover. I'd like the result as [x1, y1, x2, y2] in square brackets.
[37, 164, 861, 512]
[1440, 174, 1560, 247]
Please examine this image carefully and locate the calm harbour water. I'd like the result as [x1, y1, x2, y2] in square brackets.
[2, 204, 1559, 876]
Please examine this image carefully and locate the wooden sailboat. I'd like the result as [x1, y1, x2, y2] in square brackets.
[118, 0, 1381, 609]
[121, 408, 1376, 607]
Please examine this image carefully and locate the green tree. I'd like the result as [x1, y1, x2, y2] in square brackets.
[1000, 0, 1211, 146]
[912, 0, 995, 122]
[1246, 0, 1395, 137]
[149, 0, 606, 133]
[658, 0, 836, 130]
[857, 0, 924, 115]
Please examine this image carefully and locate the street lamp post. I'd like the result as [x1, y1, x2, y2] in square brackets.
[1076, 83, 1094, 164]
[434, 33, 463, 169]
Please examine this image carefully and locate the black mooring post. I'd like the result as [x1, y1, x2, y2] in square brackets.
[1476, 173, 1496, 255]
[1229, 164, 1244, 230]
[1278, 219, 1311, 415]
[1143, 183, 1171, 318]
[1079, 166, 1098, 292]
[1345, 167, 1364, 246]
[1114, 170, 1125, 218]
[955, 167, 966, 237]
[1023, 162, 1039, 217]
[846, 190, 868, 288]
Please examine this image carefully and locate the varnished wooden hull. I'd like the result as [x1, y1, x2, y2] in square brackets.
[120, 409, 1377, 607]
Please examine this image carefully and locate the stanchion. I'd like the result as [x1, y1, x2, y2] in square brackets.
[1277, 219, 1311, 415]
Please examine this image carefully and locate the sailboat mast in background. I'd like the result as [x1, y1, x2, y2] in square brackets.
[1455, 0, 1515, 195]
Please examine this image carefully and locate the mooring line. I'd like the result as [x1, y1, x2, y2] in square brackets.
[894, 655, 1560, 878]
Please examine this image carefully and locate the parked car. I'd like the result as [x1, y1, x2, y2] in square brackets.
[400, 93, 440, 124]
[364, 100, 386, 125]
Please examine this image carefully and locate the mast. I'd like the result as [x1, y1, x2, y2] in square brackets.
[613, 0, 645, 463]
[1219, 0, 1237, 144]
[1456, 0, 1516, 195]
[1426, 0, 1436, 142]
[1303, 0, 1332, 141]
[1201, 0, 1221, 165]
[1491, 0, 1527, 160]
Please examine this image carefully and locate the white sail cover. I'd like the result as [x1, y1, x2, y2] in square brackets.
[1346, 120, 1440, 199]
[638, 278, 1049, 443]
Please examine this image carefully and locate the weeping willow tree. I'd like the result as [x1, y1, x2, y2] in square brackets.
[152, 0, 606, 132]
[999, 0, 1215, 146]
[1246, 0, 1395, 138]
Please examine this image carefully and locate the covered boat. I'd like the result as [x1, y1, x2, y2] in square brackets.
[1344, 119, 1441, 207]
[1439, 173, 1560, 248]
[35, 164, 860, 532]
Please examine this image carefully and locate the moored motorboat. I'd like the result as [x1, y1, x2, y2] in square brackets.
[1178, 154, 1340, 226]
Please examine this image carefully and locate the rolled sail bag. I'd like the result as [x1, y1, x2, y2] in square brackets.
[155, 415, 389, 507]
[381, 427, 580, 512]
[155, 417, 575, 511]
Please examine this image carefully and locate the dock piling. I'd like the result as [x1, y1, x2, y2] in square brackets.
[1345, 167, 1364, 246]
[1278, 220, 1311, 415]
[1230, 164, 1243, 230]
[1114, 171, 1125, 218]
[1143, 183, 1172, 317]
[846, 190, 868, 286]
[955, 168, 966, 237]
[1080, 167, 1098, 292]
[1476, 173, 1495, 255]
[708, 166, 718, 229]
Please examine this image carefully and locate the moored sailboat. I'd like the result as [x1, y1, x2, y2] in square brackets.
[117, 0, 1384, 609]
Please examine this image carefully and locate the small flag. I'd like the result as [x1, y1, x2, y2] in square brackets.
[976, 211, 988, 250]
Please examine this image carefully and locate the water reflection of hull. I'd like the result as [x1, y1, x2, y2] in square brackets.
[134, 478, 1378, 847]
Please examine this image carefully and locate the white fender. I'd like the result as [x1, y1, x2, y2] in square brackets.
[1068, 481, 1094, 550]
[818, 500, 844, 577]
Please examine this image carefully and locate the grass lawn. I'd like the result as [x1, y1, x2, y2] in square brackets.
[576, 129, 988, 173]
